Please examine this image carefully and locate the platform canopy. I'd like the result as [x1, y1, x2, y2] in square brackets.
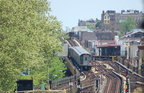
[97, 44, 120, 48]
[69, 31, 76, 33]
[138, 45, 144, 50]
[97, 44, 121, 56]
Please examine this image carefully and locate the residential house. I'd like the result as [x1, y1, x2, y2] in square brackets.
[116, 29, 144, 70]
[101, 10, 144, 30]
[78, 19, 97, 29]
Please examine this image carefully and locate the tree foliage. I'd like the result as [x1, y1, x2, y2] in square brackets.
[120, 17, 136, 35]
[96, 20, 102, 28]
[86, 24, 95, 31]
[0, 0, 66, 91]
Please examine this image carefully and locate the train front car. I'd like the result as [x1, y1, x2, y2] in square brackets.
[69, 46, 92, 71]
[80, 53, 92, 70]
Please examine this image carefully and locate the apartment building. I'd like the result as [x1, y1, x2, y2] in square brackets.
[101, 10, 144, 30]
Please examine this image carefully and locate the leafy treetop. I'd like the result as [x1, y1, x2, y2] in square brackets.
[0, 0, 66, 91]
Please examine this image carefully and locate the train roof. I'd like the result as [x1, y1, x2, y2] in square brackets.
[69, 46, 91, 56]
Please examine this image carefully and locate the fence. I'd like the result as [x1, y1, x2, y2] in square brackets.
[15, 90, 66, 93]
[51, 75, 80, 89]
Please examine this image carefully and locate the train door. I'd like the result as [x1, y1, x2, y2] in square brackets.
[83, 54, 89, 65]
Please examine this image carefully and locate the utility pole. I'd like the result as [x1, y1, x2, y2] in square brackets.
[77, 79, 81, 93]
[125, 71, 130, 93]
[69, 78, 74, 93]
[74, 69, 77, 85]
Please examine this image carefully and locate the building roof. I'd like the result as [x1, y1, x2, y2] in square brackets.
[72, 26, 88, 32]
[98, 40, 115, 43]
[69, 31, 76, 33]
[107, 10, 116, 14]
[97, 44, 120, 48]
[121, 29, 144, 38]
[119, 37, 141, 40]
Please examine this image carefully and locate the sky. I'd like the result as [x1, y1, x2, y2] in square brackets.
[48, 0, 144, 30]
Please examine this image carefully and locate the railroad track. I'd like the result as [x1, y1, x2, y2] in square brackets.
[81, 71, 95, 89]
[108, 61, 144, 93]
[95, 61, 123, 93]
[64, 38, 144, 92]
[109, 62, 144, 83]
[104, 72, 122, 93]
[52, 61, 124, 92]
[67, 39, 78, 46]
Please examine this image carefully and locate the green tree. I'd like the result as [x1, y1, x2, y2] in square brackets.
[86, 24, 95, 31]
[120, 17, 136, 36]
[96, 20, 102, 28]
[0, 0, 66, 91]
[21, 56, 66, 86]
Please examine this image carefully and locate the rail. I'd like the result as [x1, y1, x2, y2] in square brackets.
[15, 90, 66, 93]
[51, 75, 80, 89]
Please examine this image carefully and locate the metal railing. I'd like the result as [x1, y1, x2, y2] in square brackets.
[51, 75, 80, 89]
[15, 90, 66, 93]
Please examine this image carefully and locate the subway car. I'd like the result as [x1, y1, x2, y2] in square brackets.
[68, 46, 92, 70]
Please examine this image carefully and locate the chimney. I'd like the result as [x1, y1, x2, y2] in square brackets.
[103, 10, 105, 14]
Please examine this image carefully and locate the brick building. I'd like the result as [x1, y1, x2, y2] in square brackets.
[78, 19, 98, 31]
[78, 19, 97, 26]
[101, 10, 144, 31]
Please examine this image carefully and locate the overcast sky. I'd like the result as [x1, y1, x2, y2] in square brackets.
[48, 0, 144, 30]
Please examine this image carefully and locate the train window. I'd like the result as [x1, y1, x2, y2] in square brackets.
[80, 56, 83, 61]
[85, 57, 87, 61]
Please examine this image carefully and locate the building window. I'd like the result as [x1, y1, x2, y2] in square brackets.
[105, 16, 106, 19]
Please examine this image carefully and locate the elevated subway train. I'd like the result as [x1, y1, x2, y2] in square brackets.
[68, 46, 92, 70]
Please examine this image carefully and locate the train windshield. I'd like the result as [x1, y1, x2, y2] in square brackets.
[85, 57, 87, 61]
